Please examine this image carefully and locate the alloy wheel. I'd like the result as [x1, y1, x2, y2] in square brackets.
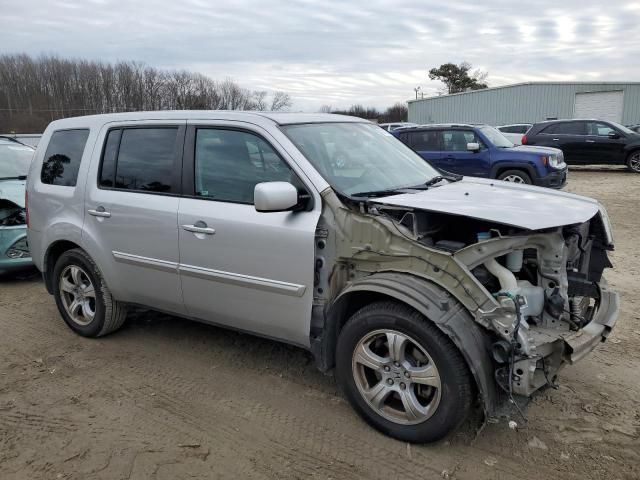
[502, 174, 526, 183]
[59, 265, 96, 326]
[351, 329, 442, 425]
[629, 152, 640, 172]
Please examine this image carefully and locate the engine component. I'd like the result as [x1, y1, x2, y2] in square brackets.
[545, 287, 565, 317]
[506, 250, 524, 273]
[434, 240, 466, 252]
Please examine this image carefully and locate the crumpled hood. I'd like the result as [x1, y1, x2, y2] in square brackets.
[374, 177, 600, 231]
[0, 179, 26, 208]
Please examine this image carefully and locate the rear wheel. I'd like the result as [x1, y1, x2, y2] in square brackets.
[626, 151, 640, 173]
[336, 301, 473, 443]
[52, 248, 127, 337]
[497, 169, 532, 184]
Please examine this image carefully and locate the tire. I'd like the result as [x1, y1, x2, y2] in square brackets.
[497, 169, 532, 184]
[335, 301, 473, 443]
[626, 150, 640, 173]
[52, 248, 127, 337]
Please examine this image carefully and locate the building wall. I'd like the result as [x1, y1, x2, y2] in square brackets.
[408, 83, 640, 126]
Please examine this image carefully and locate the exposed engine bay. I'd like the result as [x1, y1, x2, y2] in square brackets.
[373, 204, 616, 401]
[0, 199, 27, 226]
[0, 200, 27, 227]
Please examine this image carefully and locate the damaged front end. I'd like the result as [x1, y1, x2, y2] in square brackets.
[315, 184, 618, 419]
[454, 209, 618, 402]
[0, 195, 32, 273]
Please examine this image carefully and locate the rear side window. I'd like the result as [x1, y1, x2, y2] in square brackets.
[501, 125, 529, 134]
[41, 129, 90, 186]
[542, 122, 585, 135]
[409, 131, 440, 151]
[99, 127, 180, 193]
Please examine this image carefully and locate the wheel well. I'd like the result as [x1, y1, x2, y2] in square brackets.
[314, 275, 498, 417]
[313, 291, 399, 372]
[44, 240, 82, 294]
[494, 166, 531, 179]
[626, 148, 640, 159]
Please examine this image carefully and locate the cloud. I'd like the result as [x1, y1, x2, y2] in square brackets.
[2, 0, 639, 110]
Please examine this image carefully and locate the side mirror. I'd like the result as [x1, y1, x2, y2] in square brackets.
[254, 182, 299, 212]
[467, 142, 480, 152]
[608, 132, 621, 139]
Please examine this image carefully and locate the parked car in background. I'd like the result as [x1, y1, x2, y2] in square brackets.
[523, 119, 640, 172]
[393, 124, 567, 188]
[627, 124, 640, 134]
[0, 137, 34, 275]
[379, 122, 418, 132]
[27, 112, 617, 443]
[0, 133, 43, 148]
[496, 123, 532, 145]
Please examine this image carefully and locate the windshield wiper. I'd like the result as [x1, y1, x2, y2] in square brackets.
[424, 173, 463, 186]
[351, 188, 407, 198]
[0, 175, 27, 181]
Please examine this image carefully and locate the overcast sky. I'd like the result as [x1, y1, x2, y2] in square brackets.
[2, 0, 639, 111]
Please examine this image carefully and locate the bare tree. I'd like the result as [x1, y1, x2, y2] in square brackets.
[0, 53, 295, 133]
[270, 91, 292, 111]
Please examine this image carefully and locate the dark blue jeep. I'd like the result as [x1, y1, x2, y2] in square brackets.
[393, 124, 568, 188]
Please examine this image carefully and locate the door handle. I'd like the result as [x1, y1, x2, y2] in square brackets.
[88, 207, 111, 218]
[552, 138, 560, 141]
[585, 139, 596, 143]
[182, 223, 216, 235]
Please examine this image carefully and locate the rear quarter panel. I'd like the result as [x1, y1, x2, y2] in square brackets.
[27, 121, 100, 272]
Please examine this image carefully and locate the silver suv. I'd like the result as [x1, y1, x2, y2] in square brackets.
[27, 112, 619, 443]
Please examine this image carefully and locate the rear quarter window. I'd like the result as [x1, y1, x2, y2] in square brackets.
[41, 129, 90, 186]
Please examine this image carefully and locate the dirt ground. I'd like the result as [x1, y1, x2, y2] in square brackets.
[1, 169, 639, 480]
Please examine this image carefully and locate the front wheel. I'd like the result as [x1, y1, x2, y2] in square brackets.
[626, 151, 640, 173]
[497, 169, 532, 184]
[335, 301, 473, 443]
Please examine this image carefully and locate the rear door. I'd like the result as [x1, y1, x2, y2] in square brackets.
[407, 130, 444, 169]
[177, 122, 320, 346]
[538, 122, 586, 163]
[583, 121, 627, 164]
[84, 122, 186, 314]
[440, 129, 489, 177]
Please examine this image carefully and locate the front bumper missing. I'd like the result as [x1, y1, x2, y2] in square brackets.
[563, 286, 619, 364]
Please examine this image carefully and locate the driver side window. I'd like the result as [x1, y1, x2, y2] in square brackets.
[194, 128, 293, 204]
[586, 122, 616, 137]
[442, 130, 480, 151]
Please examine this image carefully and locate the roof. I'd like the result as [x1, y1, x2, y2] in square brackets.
[397, 123, 487, 131]
[408, 81, 640, 103]
[44, 111, 367, 130]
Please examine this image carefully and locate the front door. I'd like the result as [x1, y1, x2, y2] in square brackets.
[177, 123, 320, 347]
[440, 129, 489, 177]
[84, 122, 186, 314]
[582, 121, 627, 164]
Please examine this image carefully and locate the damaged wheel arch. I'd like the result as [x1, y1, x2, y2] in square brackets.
[314, 271, 499, 417]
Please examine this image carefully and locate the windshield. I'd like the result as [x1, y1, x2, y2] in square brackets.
[281, 123, 440, 196]
[0, 143, 34, 179]
[479, 126, 514, 148]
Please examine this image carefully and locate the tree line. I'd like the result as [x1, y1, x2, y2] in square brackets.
[320, 103, 408, 123]
[0, 54, 292, 133]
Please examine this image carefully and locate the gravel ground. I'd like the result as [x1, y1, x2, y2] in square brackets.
[0, 169, 638, 480]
